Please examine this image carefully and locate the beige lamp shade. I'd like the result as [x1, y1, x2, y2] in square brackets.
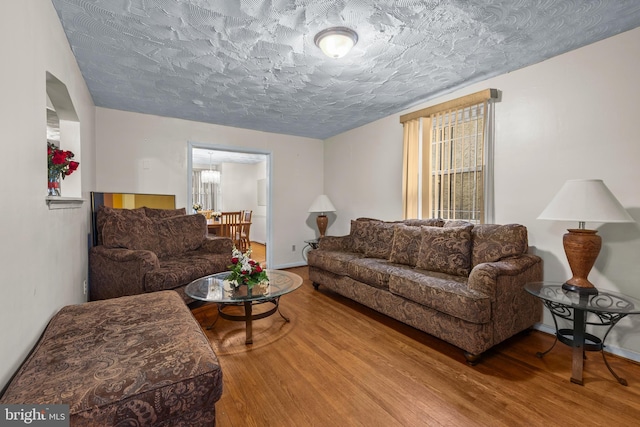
[308, 195, 336, 214]
[537, 179, 633, 224]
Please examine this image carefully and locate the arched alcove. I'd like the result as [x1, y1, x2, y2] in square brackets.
[46, 71, 81, 201]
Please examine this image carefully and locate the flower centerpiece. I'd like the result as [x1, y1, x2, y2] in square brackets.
[227, 248, 268, 296]
[47, 142, 79, 196]
[193, 203, 202, 214]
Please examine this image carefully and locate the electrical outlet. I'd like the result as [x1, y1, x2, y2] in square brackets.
[292, 244, 296, 251]
[83, 280, 87, 295]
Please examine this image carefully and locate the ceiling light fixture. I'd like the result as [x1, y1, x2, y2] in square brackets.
[201, 152, 220, 184]
[314, 27, 358, 59]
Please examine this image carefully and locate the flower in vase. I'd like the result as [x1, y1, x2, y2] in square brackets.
[47, 142, 79, 179]
[227, 248, 268, 289]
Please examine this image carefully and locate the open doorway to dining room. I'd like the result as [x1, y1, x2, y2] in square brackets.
[187, 142, 271, 268]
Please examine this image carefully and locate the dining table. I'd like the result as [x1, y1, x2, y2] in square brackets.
[207, 218, 222, 235]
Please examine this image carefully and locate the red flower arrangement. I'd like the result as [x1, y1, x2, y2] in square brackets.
[227, 248, 268, 289]
[48, 142, 79, 178]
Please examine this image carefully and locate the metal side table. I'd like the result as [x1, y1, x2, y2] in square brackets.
[525, 282, 640, 386]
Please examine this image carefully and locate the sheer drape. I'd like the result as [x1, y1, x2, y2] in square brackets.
[192, 170, 219, 210]
[402, 119, 421, 219]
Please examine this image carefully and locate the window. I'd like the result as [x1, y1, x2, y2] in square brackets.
[400, 89, 497, 223]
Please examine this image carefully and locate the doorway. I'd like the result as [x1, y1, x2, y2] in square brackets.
[187, 142, 272, 267]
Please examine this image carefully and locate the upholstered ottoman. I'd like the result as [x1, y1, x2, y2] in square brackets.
[0, 291, 222, 426]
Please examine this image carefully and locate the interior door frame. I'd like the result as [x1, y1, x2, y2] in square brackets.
[187, 141, 273, 268]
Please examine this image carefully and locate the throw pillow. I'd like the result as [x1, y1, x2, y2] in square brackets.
[102, 214, 161, 254]
[415, 225, 473, 277]
[472, 224, 528, 267]
[362, 222, 397, 259]
[389, 224, 422, 266]
[350, 219, 381, 254]
[403, 218, 445, 227]
[154, 214, 207, 258]
[95, 206, 146, 245]
[143, 206, 187, 219]
[443, 220, 473, 228]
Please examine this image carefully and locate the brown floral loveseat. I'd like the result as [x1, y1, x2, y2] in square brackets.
[90, 206, 233, 303]
[0, 291, 223, 426]
[308, 218, 543, 364]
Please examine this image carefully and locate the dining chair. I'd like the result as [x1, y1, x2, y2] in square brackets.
[239, 210, 253, 252]
[219, 211, 242, 248]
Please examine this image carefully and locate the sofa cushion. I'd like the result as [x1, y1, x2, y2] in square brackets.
[144, 206, 186, 219]
[389, 224, 423, 266]
[307, 249, 365, 276]
[402, 218, 445, 227]
[389, 269, 491, 324]
[102, 213, 161, 254]
[415, 225, 473, 277]
[96, 205, 146, 245]
[472, 224, 529, 267]
[155, 214, 207, 258]
[145, 252, 229, 292]
[346, 258, 412, 290]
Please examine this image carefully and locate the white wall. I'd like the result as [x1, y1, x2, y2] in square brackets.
[95, 108, 323, 268]
[324, 27, 640, 360]
[0, 1, 96, 388]
[324, 114, 404, 236]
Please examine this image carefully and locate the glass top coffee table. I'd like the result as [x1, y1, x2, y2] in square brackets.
[186, 269, 303, 344]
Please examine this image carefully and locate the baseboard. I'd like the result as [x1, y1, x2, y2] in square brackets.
[532, 323, 640, 363]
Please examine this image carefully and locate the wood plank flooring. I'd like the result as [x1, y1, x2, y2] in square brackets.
[191, 266, 640, 426]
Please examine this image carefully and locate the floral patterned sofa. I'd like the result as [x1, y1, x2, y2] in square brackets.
[0, 291, 223, 426]
[308, 218, 543, 364]
[90, 206, 233, 303]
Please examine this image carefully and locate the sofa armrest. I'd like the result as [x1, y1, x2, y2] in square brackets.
[318, 235, 353, 251]
[467, 254, 543, 301]
[89, 246, 160, 301]
[201, 236, 234, 254]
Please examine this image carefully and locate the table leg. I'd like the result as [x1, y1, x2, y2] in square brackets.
[571, 308, 586, 385]
[244, 301, 253, 345]
[600, 313, 629, 386]
[537, 306, 560, 358]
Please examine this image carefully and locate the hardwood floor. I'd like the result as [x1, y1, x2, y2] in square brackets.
[248, 242, 266, 266]
[191, 267, 640, 426]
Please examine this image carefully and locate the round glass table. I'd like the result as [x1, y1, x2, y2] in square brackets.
[186, 269, 303, 344]
[525, 282, 640, 385]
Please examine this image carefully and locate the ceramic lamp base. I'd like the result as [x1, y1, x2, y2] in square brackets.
[562, 229, 601, 295]
[316, 215, 328, 237]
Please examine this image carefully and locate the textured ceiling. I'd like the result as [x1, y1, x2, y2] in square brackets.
[51, 0, 640, 139]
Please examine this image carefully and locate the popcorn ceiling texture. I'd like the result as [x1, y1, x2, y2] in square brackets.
[51, 0, 640, 139]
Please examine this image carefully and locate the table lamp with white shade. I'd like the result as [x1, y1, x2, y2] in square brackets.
[538, 179, 634, 295]
[308, 195, 336, 237]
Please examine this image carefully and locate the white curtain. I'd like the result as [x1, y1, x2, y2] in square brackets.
[192, 169, 220, 210]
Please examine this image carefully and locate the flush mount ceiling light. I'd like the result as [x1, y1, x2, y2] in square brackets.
[314, 27, 358, 58]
